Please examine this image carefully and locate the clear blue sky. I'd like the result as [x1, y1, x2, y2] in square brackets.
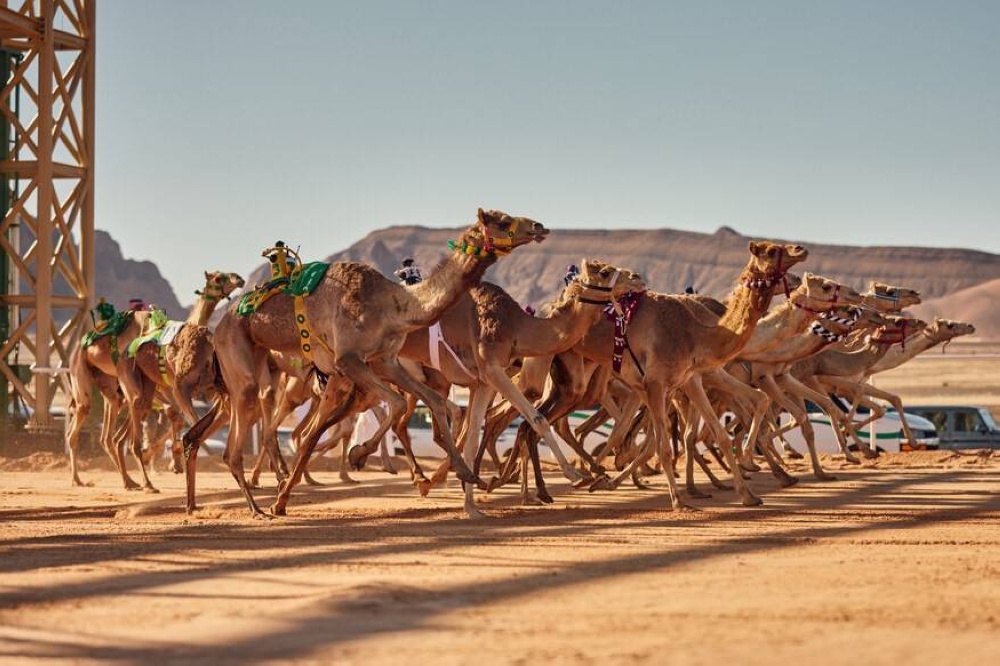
[96, 1, 1000, 304]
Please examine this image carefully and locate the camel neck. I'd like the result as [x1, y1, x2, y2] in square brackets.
[187, 296, 220, 326]
[739, 298, 814, 357]
[405, 249, 496, 328]
[714, 270, 776, 362]
[515, 300, 606, 357]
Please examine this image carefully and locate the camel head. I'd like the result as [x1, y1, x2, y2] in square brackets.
[744, 241, 808, 288]
[927, 317, 976, 342]
[569, 259, 646, 304]
[783, 272, 804, 291]
[870, 315, 928, 346]
[791, 273, 864, 311]
[469, 208, 549, 256]
[863, 281, 922, 311]
[199, 271, 246, 302]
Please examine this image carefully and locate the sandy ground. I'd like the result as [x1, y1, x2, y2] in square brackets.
[2, 452, 999, 666]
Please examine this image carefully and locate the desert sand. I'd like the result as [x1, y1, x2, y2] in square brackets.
[2, 450, 999, 666]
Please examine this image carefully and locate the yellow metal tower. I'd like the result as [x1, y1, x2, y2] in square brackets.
[0, 1, 95, 430]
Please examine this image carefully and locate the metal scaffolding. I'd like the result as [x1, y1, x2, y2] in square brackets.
[0, 1, 95, 430]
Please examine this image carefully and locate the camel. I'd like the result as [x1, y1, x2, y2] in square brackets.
[803, 317, 966, 446]
[534, 241, 809, 508]
[206, 208, 550, 518]
[394, 258, 645, 517]
[114, 271, 244, 492]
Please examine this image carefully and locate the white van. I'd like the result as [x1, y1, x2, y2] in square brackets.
[779, 406, 939, 454]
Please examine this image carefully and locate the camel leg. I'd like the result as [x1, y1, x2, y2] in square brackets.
[116, 360, 159, 493]
[760, 376, 836, 481]
[683, 376, 761, 506]
[271, 383, 358, 516]
[779, 375, 860, 464]
[182, 398, 227, 513]
[461, 386, 495, 519]
[365, 356, 482, 488]
[481, 365, 586, 484]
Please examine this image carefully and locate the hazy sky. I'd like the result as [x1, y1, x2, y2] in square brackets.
[96, 1, 1000, 304]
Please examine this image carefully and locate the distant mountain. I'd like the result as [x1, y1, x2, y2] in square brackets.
[911, 278, 1000, 337]
[239, 224, 1000, 338]
[93, 230, 184, 317]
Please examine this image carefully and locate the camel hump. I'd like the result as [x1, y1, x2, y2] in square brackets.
[648, 293, 722, 328]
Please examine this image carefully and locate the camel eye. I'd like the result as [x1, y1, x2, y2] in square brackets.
[767, 248, 776, 256]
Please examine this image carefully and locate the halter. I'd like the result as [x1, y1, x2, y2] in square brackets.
[449, 219, 520, 258]
[792, 283, 842, 314]
[482, 218, 521, 256]
[576, 270, 620, 306]
[864, 288, 901, 309]
[869, 320, 910, 349]
[742, 247, 790, 295]
[195, 272, 239, 302]
[807, 307, 860, 342]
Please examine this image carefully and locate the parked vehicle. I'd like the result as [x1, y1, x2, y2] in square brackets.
[902, 405, 1000, 450]
[779, 405, 939, 454]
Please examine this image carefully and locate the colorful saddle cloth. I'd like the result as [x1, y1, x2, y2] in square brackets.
[81, 310, 135, 349]
[125, 311, 180, 359]
[236, 261, 329, 317]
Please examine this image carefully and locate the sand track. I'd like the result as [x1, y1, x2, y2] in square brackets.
[2, 454, 999, 665]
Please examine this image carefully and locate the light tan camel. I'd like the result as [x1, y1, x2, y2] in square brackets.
[115, 272, 244, 492]
[65, 308, 153, 488]
[570, 241, 809, 507]
[208, 209, 549, 517]
[397, 258, 645, 516]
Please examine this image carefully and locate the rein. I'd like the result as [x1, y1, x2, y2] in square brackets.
[742, 248, 790, 294]
[482, 218, 520, 256]
[604, 289, 644, 376]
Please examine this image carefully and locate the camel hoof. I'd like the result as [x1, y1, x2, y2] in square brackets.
[381, 462, 398, 475]
[486, 476, 505, 493]
[415, 479, 433, 496]
[742, 494, 764, 507]
[631, 478, 652, 490]
[125, 485, 143, 492]
[186, 505, 197, 515]
[783, 449, 804, 460]
[843, 453, 861, 465]
[72, 478, 94, 488]
[573, 476, 596, 489]
[815, 473, 838, 482]
[739, 460, 762, 473]
[861, 447, 880, 459]
[304, 474, 324, 487]
[536, 489, 555, 504]
[348, 447, 370, 470]
[686, 488, 712, 499]
[674, 502, 701, 513]
[778, 475, 799, 488]
[712, 481, 734, 491]
[339, 473, 359, 485]
[465, 508, 489, 520]
[143, 486, 160, 495]
[456, 468, 487, 491]
[588, 477, 614, 493]
[268, 504, 286, 517]
[253, 510, 275, 521]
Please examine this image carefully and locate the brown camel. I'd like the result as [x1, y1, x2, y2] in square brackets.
[560, 241, 809, 508]
[206, 209, 549, 517]
[115, 272, 244, 492]
[396, 258, 645, 516]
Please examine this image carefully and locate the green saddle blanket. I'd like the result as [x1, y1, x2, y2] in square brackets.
[126, 319, 184, 358]
[237, 261, 329, 316]
[81, 310, 135, 349]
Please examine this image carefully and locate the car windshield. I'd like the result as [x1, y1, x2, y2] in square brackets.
[979, 409, 999, 431]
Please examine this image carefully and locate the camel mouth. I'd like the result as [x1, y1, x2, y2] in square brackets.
[532, 228, 550, 243]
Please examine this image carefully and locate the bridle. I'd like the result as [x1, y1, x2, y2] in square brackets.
[196, 272, 242, 302]
[792, 282, 843, 314]
[807, 306, 861, 342]
[870, 319, 911, 349]
[575, 269, 621, 306]
[481, 218, 521, 256]
[742, 246, 791, 296]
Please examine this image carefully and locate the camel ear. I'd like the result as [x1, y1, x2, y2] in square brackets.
[204, 271, 210, 280]
[748, 240, 762, 256]
[477, 208, 487, 225]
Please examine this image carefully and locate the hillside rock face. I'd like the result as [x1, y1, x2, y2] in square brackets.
[93, 230, 184, 318]
[241, 224, 1000, 337]
[911, 278, 1000, 338]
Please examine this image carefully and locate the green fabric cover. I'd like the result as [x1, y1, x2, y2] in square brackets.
[236, 262, 329, 316]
